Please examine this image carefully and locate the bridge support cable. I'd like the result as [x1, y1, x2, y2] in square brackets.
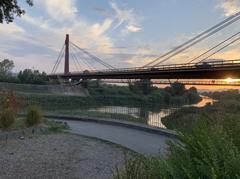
[197, 36, 240, 63]
[71, 42, 114, 70]
[70, 52, 81, 72]
[188, 31, 240, 64]
[153, 15, 240, 66]
[143, 11, 240, 67]
[70, 42, 115, 70]
[69, 45, 84, 72]
[70, 43, 100, 71]
[70, 43, 96, 71]
[52, 43, 65, 74]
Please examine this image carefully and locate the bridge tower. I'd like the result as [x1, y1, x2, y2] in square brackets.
[64, 34, 70, 74]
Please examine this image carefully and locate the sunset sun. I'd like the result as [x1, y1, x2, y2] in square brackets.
[224, 78, 240, 83]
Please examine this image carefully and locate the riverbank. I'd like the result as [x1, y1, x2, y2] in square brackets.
[0, 133, 127, 179]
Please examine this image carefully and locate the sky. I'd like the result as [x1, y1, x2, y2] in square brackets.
[0, 0, 240, 76]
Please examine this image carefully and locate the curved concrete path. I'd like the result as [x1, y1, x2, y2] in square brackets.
[58, 119, 174, 156]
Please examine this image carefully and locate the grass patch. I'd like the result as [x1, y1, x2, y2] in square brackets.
[44, 119, 69, 133]
[48, 110, 147, 124]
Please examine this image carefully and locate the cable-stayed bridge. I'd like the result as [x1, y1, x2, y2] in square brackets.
[48, 11, 240, 86]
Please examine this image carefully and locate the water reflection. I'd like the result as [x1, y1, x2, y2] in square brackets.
[89, 96, 215, 128]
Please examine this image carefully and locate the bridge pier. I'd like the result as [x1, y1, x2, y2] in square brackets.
[64, 34, 70, 74]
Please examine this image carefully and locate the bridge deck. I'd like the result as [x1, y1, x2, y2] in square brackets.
[48, 60, 240, 80]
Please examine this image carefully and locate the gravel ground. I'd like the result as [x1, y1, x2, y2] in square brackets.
[0, 133, 128, 179]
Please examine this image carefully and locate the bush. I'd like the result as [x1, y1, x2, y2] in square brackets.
[0, 108, 16, 129]
[25, 105, 43, 126]
[115, 124, 240, 179]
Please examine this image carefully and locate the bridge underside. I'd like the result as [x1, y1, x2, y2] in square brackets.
[102, 80, 240, 86]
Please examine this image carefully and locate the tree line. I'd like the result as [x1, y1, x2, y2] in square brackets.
[0, 59, 49, 84]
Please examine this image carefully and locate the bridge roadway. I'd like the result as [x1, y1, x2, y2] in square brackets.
[48, 60, 240, 80]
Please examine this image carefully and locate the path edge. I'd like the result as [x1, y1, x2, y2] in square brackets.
[43, 114, 178, 138]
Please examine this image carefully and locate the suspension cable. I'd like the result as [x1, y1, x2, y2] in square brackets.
[153, 15, 240, 66]
[70, 42, 115, 69]
[188, 31, 240, 63]
[52, 43, 65, 73]
[143, 11, 240, 67]
[70, 52, 80, 71]
[70, 45, 83, 71]
[198, 36, 240, 63]
[70, 44, 96, 71]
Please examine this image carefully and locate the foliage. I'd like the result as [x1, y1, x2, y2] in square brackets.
[162, 90, 240, 149]
[18, 69, 49, 84]
[0, 60, 49, 84]
[129, 79, 155, 95]
[0, 0, 33, 23]
[45, 119, 69, 133]
[203, 89, 239, 100]
[85, 81, 201, 106]
[0, 59, 14, 81]
[115, 124, 240, 179]
[0, 108, 16, 129]
[0, 91, 24, 130]
[25, 105, 43, 126]
[0, 91, 25, 113]
[166, 82, 186, 96]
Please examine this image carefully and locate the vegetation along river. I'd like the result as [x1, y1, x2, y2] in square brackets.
[89, 95, 216, 128]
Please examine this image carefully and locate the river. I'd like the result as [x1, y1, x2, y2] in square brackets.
[89, 95, 216, 128]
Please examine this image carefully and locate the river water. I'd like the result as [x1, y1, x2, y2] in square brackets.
[89, 95, 215, 128]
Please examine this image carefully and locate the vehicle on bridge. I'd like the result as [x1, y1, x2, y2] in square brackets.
[195, 62, 212, 68]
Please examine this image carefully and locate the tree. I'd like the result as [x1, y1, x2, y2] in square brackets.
[18, 69, 49, 84]
[167, 82, 186, 96]
[0, 59, 14, 79]
[0, 0, 33, 23]
[129, 79, 154, 95]
[189, 86, 198, 94]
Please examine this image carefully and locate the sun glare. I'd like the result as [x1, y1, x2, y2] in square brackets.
[224, 78, 240, 83]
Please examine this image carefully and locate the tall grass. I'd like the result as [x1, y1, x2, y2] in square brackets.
[115, 123, 240, 179]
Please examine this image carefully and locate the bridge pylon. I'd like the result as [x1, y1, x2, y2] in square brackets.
[64, 34, 70, 74]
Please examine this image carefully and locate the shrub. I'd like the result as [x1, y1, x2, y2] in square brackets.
[115, 124, 240, 179]
[0, 108, 16, 129]
[25, 105, 43, 126]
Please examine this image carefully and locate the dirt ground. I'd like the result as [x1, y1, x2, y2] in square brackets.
[0, 133, 128, 179]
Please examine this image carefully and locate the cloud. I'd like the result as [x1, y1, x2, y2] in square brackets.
[217, 0, 240, 16]
[36, 0, 78, 21]
[110, 1, 142, 34]
[126, 25, 141, 32]
[93, 7, 111, 17]
[0, 23, 25, 34]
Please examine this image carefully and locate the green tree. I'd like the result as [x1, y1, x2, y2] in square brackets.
[129, 79, 154, 95]
[0, 0, 33, 23]
[167, 82, 186, 96]
[18, 69, 48, 84]
[0, 59, 14, 79]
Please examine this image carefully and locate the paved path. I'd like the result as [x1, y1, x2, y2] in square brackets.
[59, 120, 174, 156]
